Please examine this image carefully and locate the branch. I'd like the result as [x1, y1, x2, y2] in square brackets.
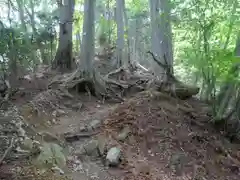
[0, 138, 15, 165]
[147, 51, 176, 81]
[105, 66, 125, 78]
[147, 51, 168, 69]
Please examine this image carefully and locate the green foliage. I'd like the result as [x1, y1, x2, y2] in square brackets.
[97, 16, 116, 45]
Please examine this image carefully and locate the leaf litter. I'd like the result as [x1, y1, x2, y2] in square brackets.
[1, 68, 240, 180]
[101, 90, 240, 180]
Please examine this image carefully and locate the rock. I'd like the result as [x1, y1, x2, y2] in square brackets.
[79, 125, 88, 132]
[35, 72, 44, 78]
[83, 139, 99, 156]
[169, 153, 186, 176]
[97, 135, 108, 156]
[21, 138, 34, 150]
[89, 120, 101, 130]
[72, 102, 83, 110]
[106, 147, 121, 166]
[51, 118, 57, 124]
[56, 109, 66, 116]
[52, 110, 57, 117]
[74, 146, 86, 155]
[117, 126, 131, 141]
[52, 109, 66, 117]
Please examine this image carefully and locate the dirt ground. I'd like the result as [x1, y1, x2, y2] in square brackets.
[1, 68, 240, 180]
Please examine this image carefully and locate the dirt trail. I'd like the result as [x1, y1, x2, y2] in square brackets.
[48, 98, 125, 180]
[1, 68, 240, 180]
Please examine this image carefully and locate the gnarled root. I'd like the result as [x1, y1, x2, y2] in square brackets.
[49, 68, 125, 102]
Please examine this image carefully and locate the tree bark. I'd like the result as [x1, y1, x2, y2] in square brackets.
[52, 0, 75, 71]
[149, 0, 173, 78]
[215, 33, 240, 121]
[80, 0, 95, 74]
[116, 0, 126, 68]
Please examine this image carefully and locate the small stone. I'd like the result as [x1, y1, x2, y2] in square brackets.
[79, 125, 88, 132]
[15, 166, 22, 173]
[117, 126, 131, 141]
[56, 109, 66, 116]
[106, 147, 121, 166]
[21, 138, 34, 150]
[74, 147, 86, 155]
[52, 109, 66, 117]
[89, 120, 101, 130]
[83, 139, 99, 155]
[97, 135, 108, 156]
[52, 110, 57, 117]
[72, 103, 83, 110]
[52, 118, 57, 124]
[64, 101, 71, 106]
[36, 72, 44, 78]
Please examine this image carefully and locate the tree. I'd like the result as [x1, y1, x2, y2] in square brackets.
[52, 0, 129, 101]
[80, 0, 95, 74]
[25, 0, 49, 65]
[148, 0, 173, 79]
[57, 0, 108, 97]
[214, 34, 240, 121]
[52, 0, 75, 71]
[116, 0, 126, 68]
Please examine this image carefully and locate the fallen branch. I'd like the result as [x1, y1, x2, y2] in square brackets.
[0, 138, 15, 165]
[64, 131, 100, 142]
[132, 61, 149, 72]
[147, 51, 176, 81]
[104, 78, 129, 89]
[105, 66, 125, 78]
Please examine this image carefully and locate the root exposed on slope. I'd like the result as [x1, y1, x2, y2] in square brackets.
[49, 63, 200, 104]
[49, 68, 127, 102]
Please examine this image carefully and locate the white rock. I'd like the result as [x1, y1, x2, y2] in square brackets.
[52, 110, 57, 117]
[106, 147, 121, 166]
[89, 119, 101, 130]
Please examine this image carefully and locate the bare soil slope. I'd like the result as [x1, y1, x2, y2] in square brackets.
[102, 90, 240, 180]
[1, 68, 240, 180]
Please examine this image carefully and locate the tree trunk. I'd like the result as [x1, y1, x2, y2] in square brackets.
[123, 0, 131, 65]
[16, 0, 27, 31]
[52, 0, 75, 71]
[116, 0, 127, 68]
[26, 0, 49, 65]
[215, 33, 240, 121]
[159, 0, 174, 70]
[235, 32, 240, 56]
[76, 31, 82, 54]
[80, 0, 95, 74]
[149, 0, 173, 78]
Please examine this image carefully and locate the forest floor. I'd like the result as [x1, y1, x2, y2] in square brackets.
[1, 66, 240, 180]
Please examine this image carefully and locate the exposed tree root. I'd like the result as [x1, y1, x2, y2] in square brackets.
[105, 66, 125, 78]
[49, 50, 199, 101]
[0, 138, 15, 165]
[64, 131, 100, 143]
[49, 67, 125, 102]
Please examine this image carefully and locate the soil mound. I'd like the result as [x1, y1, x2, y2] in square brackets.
[102, 90, 240, 180]
[9, 65, 54, 104]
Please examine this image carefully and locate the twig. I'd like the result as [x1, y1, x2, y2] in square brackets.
[105, 66, 124, 78]
[147, 51, 176, 81]
[64, 131, 100, 142]
[104, 78, 129, 89]
[0, 138, 15, 165]
[147, 51, 169, 69]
